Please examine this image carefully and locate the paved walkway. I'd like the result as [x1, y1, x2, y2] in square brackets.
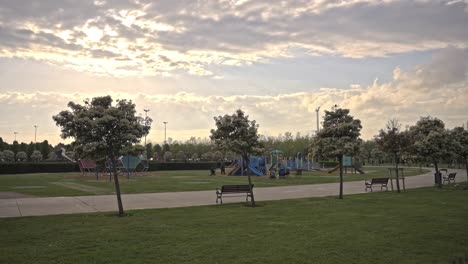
[1, 168, 466, 218]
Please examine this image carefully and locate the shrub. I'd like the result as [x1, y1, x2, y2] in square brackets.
[16, 151, 28, 162]
[3, 150, 15, 162]
[30, 150, 43, 162]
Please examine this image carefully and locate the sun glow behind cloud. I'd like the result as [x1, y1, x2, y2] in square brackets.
[1, 47, 467, 144]
[0, 0, 467, 144]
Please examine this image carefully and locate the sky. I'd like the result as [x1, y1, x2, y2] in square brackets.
[0, 0, 467, 145]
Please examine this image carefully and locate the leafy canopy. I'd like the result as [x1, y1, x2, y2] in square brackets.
[409, 116, 449, 165]
[210, 109, 263, 158]
[312, 107, 362, 159]
[53, 96, 151, 159]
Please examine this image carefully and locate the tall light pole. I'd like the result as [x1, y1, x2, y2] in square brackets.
[163, 121, 168, 144]
[143, 109, 150, 146]
[315, 106, 321, 134]
[14, 132, 18, 141]
[34, 125, 38, 143]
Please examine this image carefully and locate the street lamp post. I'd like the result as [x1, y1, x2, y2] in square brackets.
[34, 125, 38, 143]
[315, 106, 321, 133]
[163, 121, 168, 144]
[143, 109, 150, 146]
[14, 132, 18, 141]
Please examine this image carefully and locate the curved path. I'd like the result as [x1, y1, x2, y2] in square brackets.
[0, 168, 466, 218]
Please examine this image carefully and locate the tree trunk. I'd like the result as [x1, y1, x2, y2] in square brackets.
[339, 155, 344, 199]
[110, 156, 125, 216]
[395, 153, 401, 193]
[243, 154, 256, 207]
[434, 161, 442, 189]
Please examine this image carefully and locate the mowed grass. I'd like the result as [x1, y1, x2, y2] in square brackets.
[1, 185, 467, 264]
[0, 167, 429, 197]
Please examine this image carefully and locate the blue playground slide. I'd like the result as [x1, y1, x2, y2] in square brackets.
[249, 164, 264, 176]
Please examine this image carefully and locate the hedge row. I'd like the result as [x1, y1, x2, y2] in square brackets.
[0, 162, 80, 174]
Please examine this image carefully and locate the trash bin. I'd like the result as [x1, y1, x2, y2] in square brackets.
[296, 169, 302, 176]
[434, 172, 442, 184]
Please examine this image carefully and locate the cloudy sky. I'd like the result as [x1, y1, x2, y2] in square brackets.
[0, 0, 467, 145]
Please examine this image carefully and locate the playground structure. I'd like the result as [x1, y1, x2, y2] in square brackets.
[58, 148, 75, 162]
[228, 156, 267, 176]
[327, 156, 365, 174]
[286, 152, 321, 171]
[269, 150, 290, 179]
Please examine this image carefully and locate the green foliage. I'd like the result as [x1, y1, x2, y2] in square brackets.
[201, 151, 213, 161]
[53, 96, 152, 160]
[163, 151, 172, 161]
[175, 150, 186, 161]
[16, 151, 28, 162]
[312, 107, 362, 159]
[145, 143, 154, 159]
[210, 109, 263, 159]
[312, 107, 362, 199]
[451, 127, 468, 159]
[409, 116, 449, 172]
[3, 150, 15, 162]
[0, 162, 79, 174]
[30, 150, 43, 162]
[375, 119, 411, 161]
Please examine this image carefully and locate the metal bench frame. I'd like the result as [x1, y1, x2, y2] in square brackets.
[365, 177, 389, 192]
[216, 184, 254, 204]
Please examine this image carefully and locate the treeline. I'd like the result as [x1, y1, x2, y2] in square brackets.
[0, 138, 53, 162]
[143, 133, 313, 162]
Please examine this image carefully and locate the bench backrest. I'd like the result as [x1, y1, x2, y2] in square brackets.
[448, 173, 457, 179]
[371, 177, 389, 184]
[221, 184, 254, 193]
[79, 160, 97, 169]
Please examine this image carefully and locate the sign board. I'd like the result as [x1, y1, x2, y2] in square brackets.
[343, 156, 352, 166]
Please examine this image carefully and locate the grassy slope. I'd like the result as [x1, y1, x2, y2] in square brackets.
[1, 185, 467, 264]
[0, 167, 429, 197]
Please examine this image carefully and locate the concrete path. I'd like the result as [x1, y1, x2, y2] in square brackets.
[1, 168, 466, 218]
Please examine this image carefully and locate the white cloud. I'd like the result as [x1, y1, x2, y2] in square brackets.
[1, 48, 467, 144]
[0, 0, 467, 76]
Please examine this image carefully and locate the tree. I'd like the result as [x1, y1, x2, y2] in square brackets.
[153, 144, 162, 160]
[0, 151, 4, 161]
[40, 140, 51, 158]
[53, 96, 151, 216]
[201, 151, 213, 161]
[450, 127, 468, 181]
[375, 119, 411, 193]
[409, 116, 448, 188]
[27, 142, 35, 161]
[16, 151, 27, 162]
[30, 150, 43, 162]
[3, 150, 14, 162]
[145, 143, 154, 160]
[360, 140, 378, 164]
[163, 151, 172, 162]
[210, 109, 263, 207]
[312, 107, 362, 199]
[175, 150, 186, 161]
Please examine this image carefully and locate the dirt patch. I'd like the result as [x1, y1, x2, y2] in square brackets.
[0, 192, 36, 199]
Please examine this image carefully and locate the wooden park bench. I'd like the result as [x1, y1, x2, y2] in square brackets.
[216, 184, 254, 204]
[365, 177, 389, 192]
[443, 172, 457, 184]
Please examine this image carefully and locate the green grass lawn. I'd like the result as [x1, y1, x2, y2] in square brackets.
[1, 185, 467, 264]
[0, 167, 430, 197]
